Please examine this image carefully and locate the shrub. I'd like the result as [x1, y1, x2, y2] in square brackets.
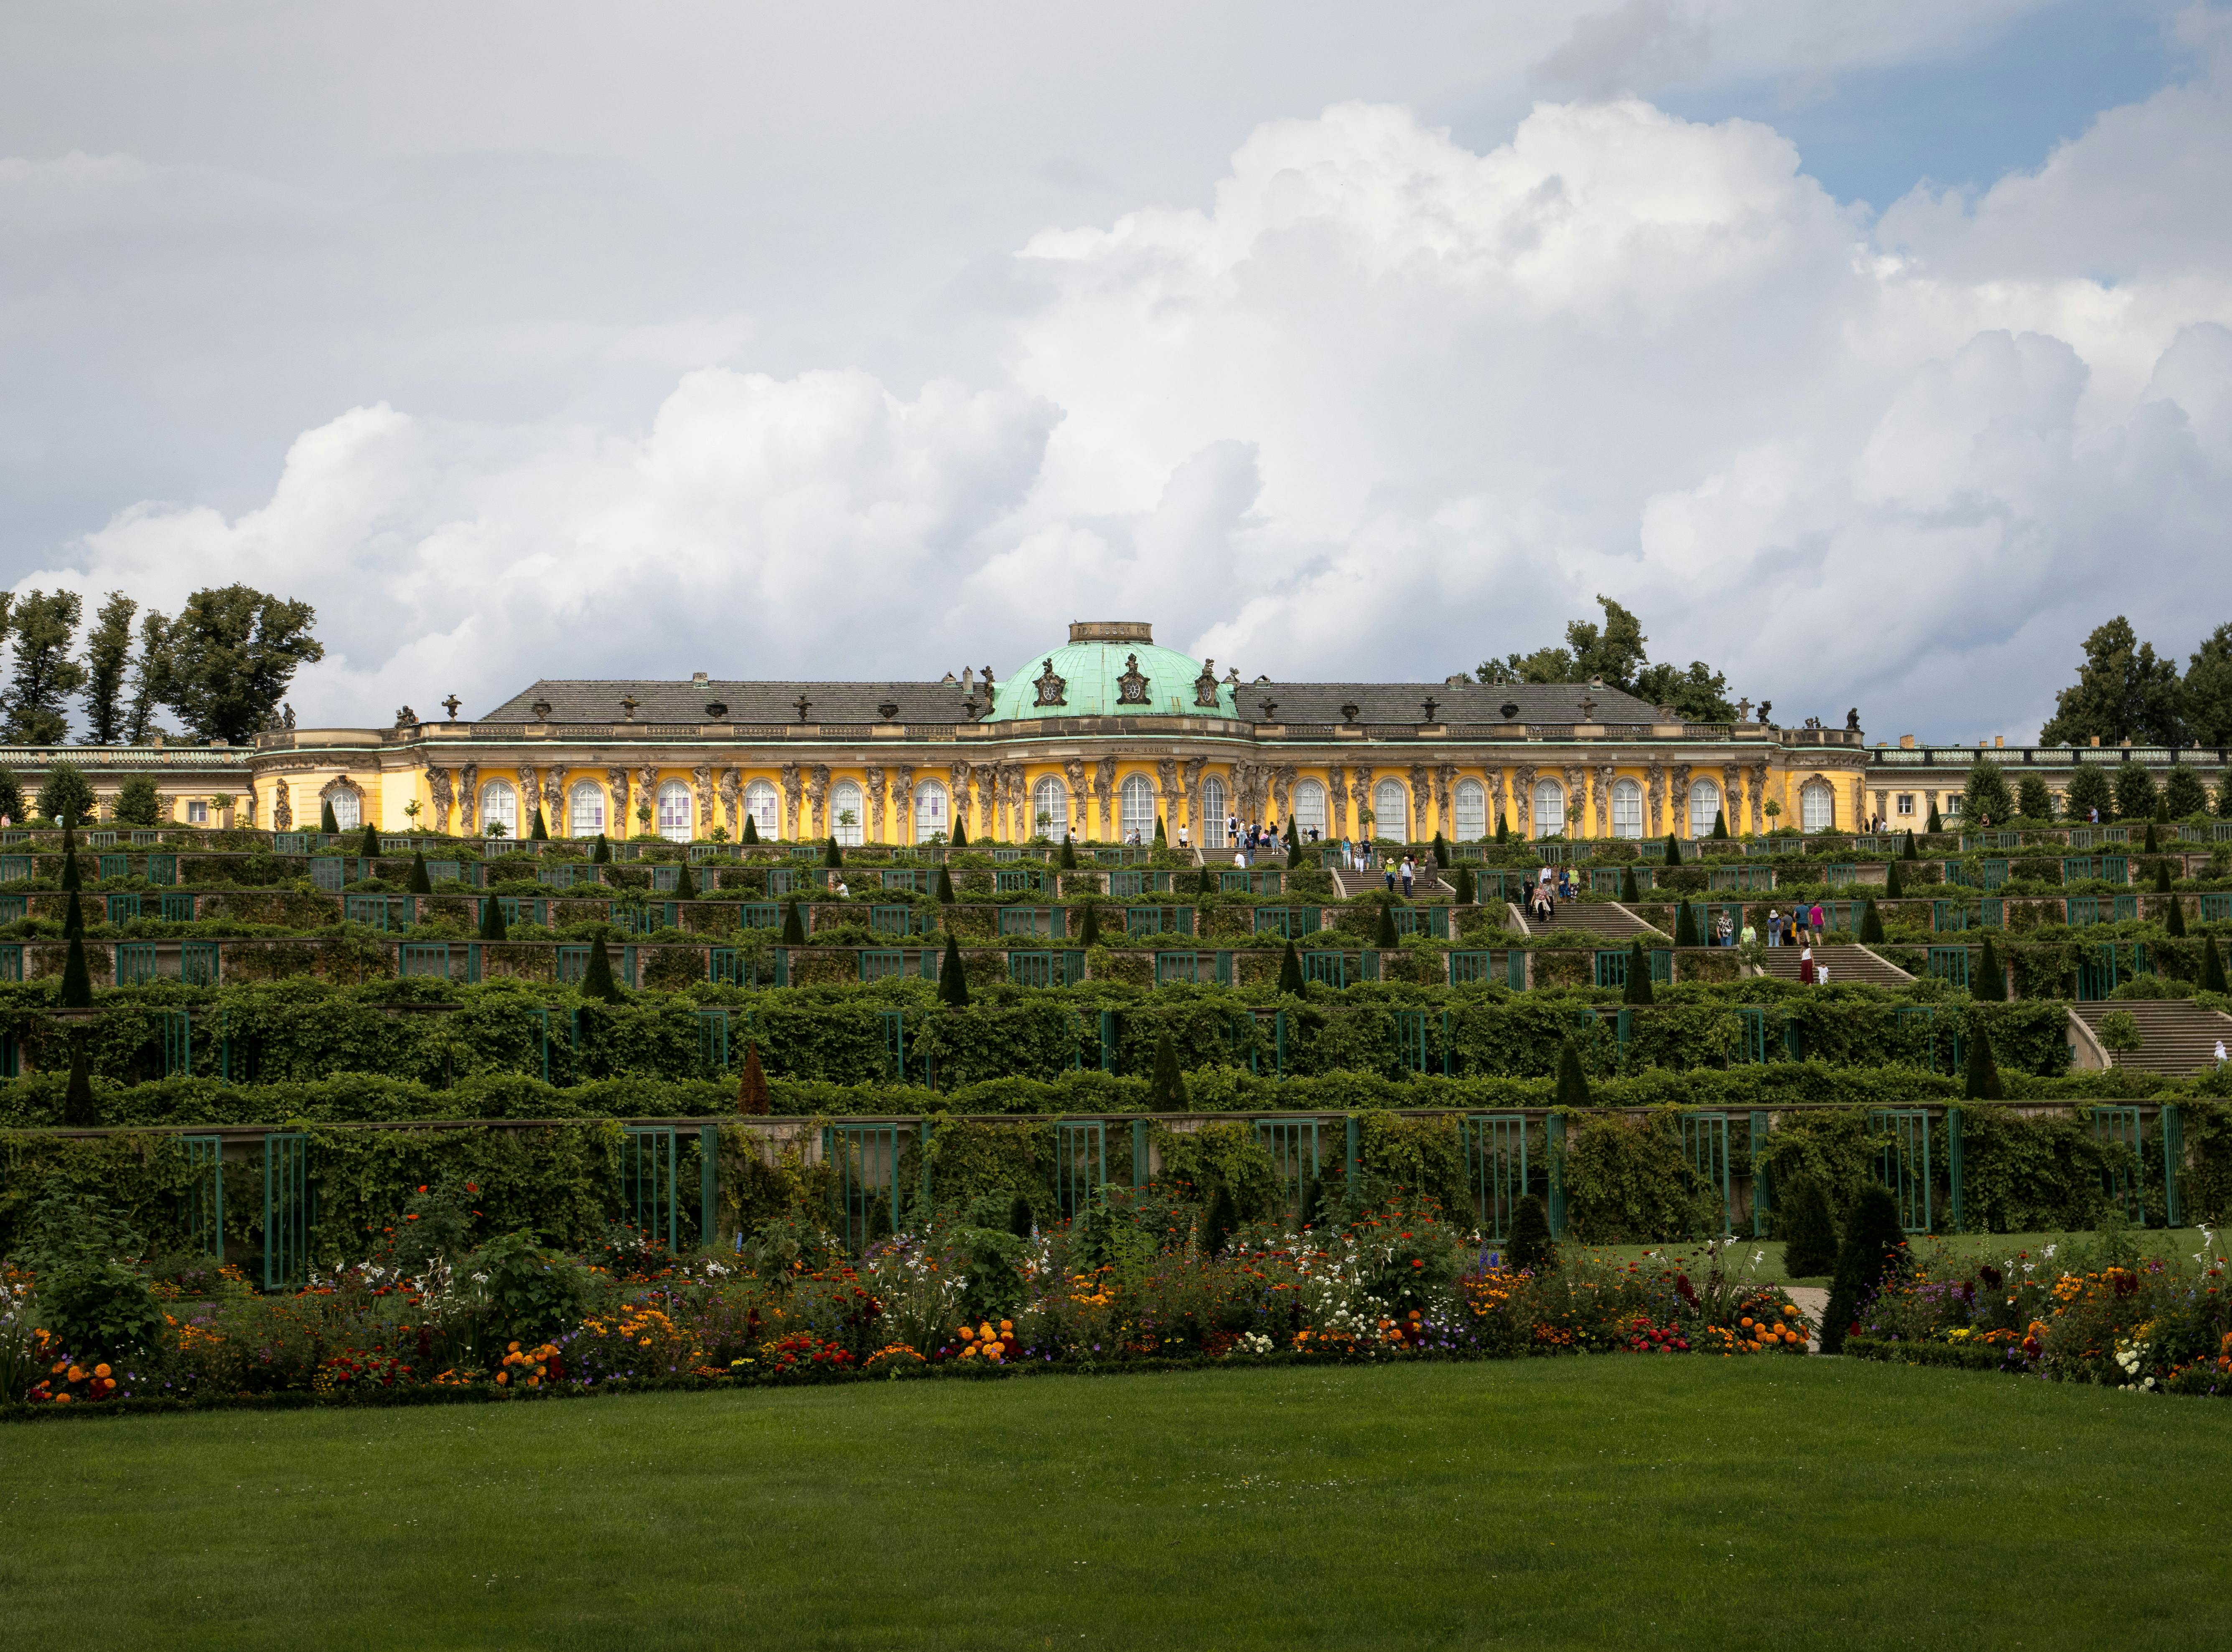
[1078, 903, 1102, 947]
[1620, 864, 1639, 902]
[2016, 775, 2055, 821]
[2113, 761, 2158, 821]
[1453, 866, 1476, 905]
[2097, 1010, 2142, 1053]
[472, 1229, 595, 1345]
[578, 937, 622, 1002]
[2167, 893, 2186, 938]
[1205, 1184, 1238, 1255]
[62, 1034, 98, 1125]
[742, 814, 759, 844]
[112, 775, 163, 826]
[1374, 902, 1398, 948]
[825, 836, 843, 867]
[1710, 808, 1728, 839]
[737, 1043, 771, 1115]
[2204, 939, 2228, 995]
[1963, 1021, 2005, 1100]
[1008, 1194, 1035, 1238]
[1278, 940, 1304, 995]
[1926, 802, 1942, 833]
[590, 833, 611, 865]
[37, 762, 96, 826]
[1506, 1193, 1554, 1273]
[1859, 898, 1885, 943]
[1674, 901, 1700, 948]
[1961, 759, 2014, 827]
[1622, 939, 1653, 1006]
[2065, 765, 2112, 823]
[937, 933, 969, 1006]
[1777, 1178, 1838, 1278]
[1059, 836, 1077, 869]
[950, 820, 967, 849]
[1553, 1039, 1590, 1108]
[675, 862, 697, 901]
[35, 1259, 164, 1361]
[60, 935, 94, 1010]
[781, 901, 807, 944]
[1884, 860, 1904, 898]
[407, 851, 434, 895]
[478, 894, 507, 940]
[0, 765, 21, 823]
[530, 808, 550, 842]
[935, 866, 955, 903]
[321, 799, 339, 834]
[1820, 1182, 1908, 1354]
[1663, 833, 1680, 866]
[1148, 1032, 1187, 1113]
[358, 822, 381, 858]
[1975, 936, 2006, 1001]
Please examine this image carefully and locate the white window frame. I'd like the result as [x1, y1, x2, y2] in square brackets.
[656, 780, 693, 842]
[1612, 778, 1643, 839]
[1453, 778, 1486, 841]
[481, 780, 518, 837]
[568, 780, 606, 838]
[186, 799, 209, 824]
[1294, 779, 1328, 839]
[1031, 776, 1067, 839]
[1119, 773, 1156, 842]
[328, 789, 361, 830]
[1532, 780, 1564, 838]
[1374, 778, 1408, 841]
[744, 779, 780, 839]
[831, 780, 864, 847]
[1688, 779, 1721, 838]
[1201, 777, 1228, 846]
[914, 779, 948, 843]
[1896, 793, 1915, 817]
[1800, 782, 1835, 833]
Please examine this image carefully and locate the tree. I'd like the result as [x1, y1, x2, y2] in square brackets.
[1622, 938, 1654, 1006]
[1619, 864, 1639, 902]
[1506, 1194, 1554, 1273]
[2202, 938, 2228, 995]
[80, 592, 137, 745]
[2039, 616, 2184, 747]
[2112, 762, 2158, 822]
[824, 835, 842, 868]
[1710, 808, 1728, 839]
[1674, 901, 1700, 947]
[737, 1043, 771, 1115]
[1901, 830, 1919, 860]
[2064, 765, 2112, 823]
[0, 765, 20, 823]
[578, 936, 621, 1002]
[358, 821, 381, 859]
[1553, 1039, 1591, 1109]
[2016, 775, 2055, 822]
[62, 889, 85, 938]
[934, 865, 955, 904]
[3, 590, 87, 744]
[1975, 937, 2006, 1001]
[674, 862, 697, 901]
[741, 813, 759, 844]
[1453, 865, 1476, 905]
[407, 851, 433, 895]
[950, 818, 967, 848]
[319, 798, 340, 834]
[149, 585, 325, 746]
[780, 900, 806, 944]
[1884, 859, 1904, 899]
[1475, 595, 1733, 721]
[529, 808, 549, 842]
[2165, 885, 2186, 938]
[1778, 1178, 1838, 1278]
[1632, 660, 1738, 724]
[591, 833, 612, 865]
[1078, 902, 1102, 947]
[2186, 622, 2232, 746]
[478, 894, 506, 940]
[1963, 1020, 2005, 1100]
[112, 775, 161, 826]
[124, 611, 172, 743]
[2162, 763, 2209, 819]
[1153, 814, 1166, 846]
[1148, 1032, 1187, 1113]
[1059, 835, 1077, 869]
[36, 762, 95, 826]
[1373, 902, 1399, 948]
[1925, 801, 1942, 834]
[937, 933, 969, 1006]
[1960, 759, 2015, 827]
[1820, 1182, 1909, 1353]
[60, 933, 94, 1008]
[63, 1033, 99, 1126]
[1278, 940, 1304, 994]
[1859, 899, 1885, 943]
[1664, 833, 1681, 867]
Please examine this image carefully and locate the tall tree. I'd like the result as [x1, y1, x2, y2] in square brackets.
[1631, 659, 1737, 723]
[1475, 596, 1735, 720]
[2184, 622, 2232, 746]
[80, 592, 137, 745]
[2039, 617, 2185, 747]
[1960, 759, 2015, 826]
[124, 610, 173, 744]
[2, 590, 87, 744]
[156, 586, 324, 746]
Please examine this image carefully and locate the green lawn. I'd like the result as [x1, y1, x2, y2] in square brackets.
[1590, 1228, 2217, 1287]
[6, 1359, 2230, 1648]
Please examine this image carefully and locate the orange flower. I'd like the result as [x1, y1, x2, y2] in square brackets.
[93, 1363, 111, 1378]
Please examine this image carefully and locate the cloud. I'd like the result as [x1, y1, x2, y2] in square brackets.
[24, 57, 2232, 740]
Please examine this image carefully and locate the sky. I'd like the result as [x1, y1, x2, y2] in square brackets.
[2, 0, 2227, 742]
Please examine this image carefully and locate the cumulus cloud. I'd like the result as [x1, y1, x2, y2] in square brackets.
[22, 52, 2232, 739]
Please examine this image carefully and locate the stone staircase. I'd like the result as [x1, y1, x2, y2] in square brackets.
[1754, 943, 1915, 989]
[1328, 862, 1451, 900]
[2068, 1000, 2232, 1077]
[1507, 899, 1667, 941]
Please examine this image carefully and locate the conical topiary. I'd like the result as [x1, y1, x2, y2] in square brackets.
[1975, 936, 2006, 1001]
[1288, 818, 1304, 862]
[592, 833, 611, 864]
[1278, 940, 1304, 995]
[1901, 830, 1918, 860]
[320, 799, 339, 834]
[60, 834, 81, 893]
[1620, 864, 1640, 902]
[408, 851, 433, 894]
[63, 888, 84, 940]
[1553, 1038, 1591, 1109]
[1962, 1018, 2004, 1100]
[675, 861, 697, 901]
[742, 813, 759, 844]
[1710, 808, 1728, 839]
[825, 835, 842, 868]
[62, 1033, 98, 1127]
[359, 822, 381, 859]
[1148, 1031, 1187, 1113]
[1079, 903, 1102, 947]
[1926, 803, 1942, 834]
[579, 935, 621, 1001]
[1432, 830, 1448, 863]
[1664, 833, 1681, 867]
[934, 866, 954, 904]
[2143, 820, 2160, 854]
[1674, 901, 1700, 948]
[2154, 856, 2171, 892]
[1154, 815, 1166, 846]
[1199, 866, 1217, 896]
[1496, 814, 1509, 844]
[1821, 1182, 1909, 1353]
[530, 808, 549, 842]
[780, 900, 806, 945]
[1453, 865, 1476, 905]
[60, 933, 94, 1008]
[2201, 938, 2228, 995]
[478, 895, 506, 940]
[937, 932, 969, 1006]
[1859, 898, 1885, 944]
[950, 819, 967, 849]
[1622, 938, 1654, 1006]
[1885, 859, 1904, 899]
[1059, 835, 1077, 869]
[1777, 1178, 1838, 1278]
[737, 1042, 771, 1115]
[2166, 892, 2187, 938]
[1374, 902, 1399, 948]
[1507, 1193, 1554, 1273]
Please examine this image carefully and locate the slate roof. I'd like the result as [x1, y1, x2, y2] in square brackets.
[1242, 679, 1667, 725]
[479, 680, 980, 724]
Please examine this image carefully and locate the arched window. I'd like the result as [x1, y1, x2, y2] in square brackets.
[831, 780, 864, 846]
[1800, 781, 1835, 834]
[1031, 775, 1067, 839]
[1612, 778, 1643, 839]
[481, 780, 518, 837]
[1688, 778, 1721, 839]
[1532, 780, 1565, 838]
[1373, 778, 1408, 842]
[914, 780, 948, 843]
[1294, 780, 1327, 839]
[656, 780, 693, 842]
[1119, 773, 1156, 842]
[743, 779, 779, 840]
[1453, 778, 1487, 841]
[326, 787, 362, 831]
[568, 780, 606, 838]
[1201, 777, 1228, 846]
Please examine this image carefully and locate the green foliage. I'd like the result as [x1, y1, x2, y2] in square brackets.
[1963, 1021, 2005, 1100]
[1884, 859, 1904, 899]
[737, 1043, 771, 1115]
[1560, 1113, 1723, 1242]
[2166, 892, 2186, 938]
[1506, 1193, 1553, 1272]
[935, 866, 955, 904]
[1926, 802, 1942, 834]
[62, 889, 84, 938]
[0, 765, 20, 824]
[2016, 775, 2055, 821]
[530, 808, 549, 842]
[1961, 760, 2015, 826]
[674, 862, 697, 901]
[1078, 903, 1102, 947]
[60, 937, 94, 1010]
[5, 589, 87, 745]
[1710, 809, 1728, 839]
[35, 1259, 165, 1360]
[1821, 1182, 1908, 1353]
[1148, 1032, 1187, 1113]
[2064, 765, 2112, 824]
[471, 1229, 595, 1344]
[1059, 836, 1076, 869]
[1664, 833, 1681, 867]
[143, 585, 326, 746]
[1975, 936, 2006, 1001]
[1777, 1177, 1838, 1277]
[1622, 940, 1653, 1006]
[80, 591, 139, 747]
[1674, 901, 1700, 947]
[578, 938, 622, 1003]
[1204, 1183, 1238, 1254]
[1278, 940, 1304, 995]
[2040, 615, 2186, 747]
[742, 814, 759, 844]
[1374, 902, 1398, 948]
[1901, 831, 1918, 861]
[112, 775, 163, 827]
[937, 933, 969, 1006]
[36, 762, 95, 828]
[2114, 762, 2158, 822]
[1554, 1039, 1590, 1109]
[592, 834, 611, 865]
[1454, 866, 1476, 905]
[1859, 899, 1885, 944]
[2097, 1011, 2142, 1053]
[62, 1034, 97, 1124]
[408, 851, 434, 895]
[478, 894, 507, 941]
[320, 799, 339, 834]
[2203, 939, 2228, 996]
[781, 900, 807, 944]
[356, 822, 379, 859]
[950, 819, 967, 849]
[825, 836, 844, 867]
[1620, 864, 1639, 902]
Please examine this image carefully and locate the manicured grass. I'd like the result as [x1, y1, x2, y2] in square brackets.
[1592, 1228, 2215, 1287]
[5, 1360, 2229, 1649]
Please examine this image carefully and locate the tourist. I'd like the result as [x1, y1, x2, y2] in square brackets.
[1385, 858, 1398, 893]
[1767, 908, 1782, 947]
[1798, 944, 1816, 985]
[1740, 915, 1756, 947]
[1816, 962, 1830, 986]
[2217, 1039, 2228, 1067]
[1400, 856, 1415, 897]
[1810, 900, 1825, 938]
[835, 877, 849, 898]
[1178, 825, 1189, 851]
[1714, 910, 1733, 947]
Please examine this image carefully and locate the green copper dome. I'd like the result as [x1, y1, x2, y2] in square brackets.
[988, 622, 1238, 720]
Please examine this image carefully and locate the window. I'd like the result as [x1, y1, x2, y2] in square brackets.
[1800, 781, 1835, 833]
[744, 779, 780, 839]
[914, 779, 948, 842]
[831, 780, 863, 846]
[1031, 775, 1067, 839]
[568, 780, 606, 837]
[1688, 778, 1721, 838]
[481, 780, 518, 837]
[1120, 773, 1156, 842]
[186, 800, 209, 825]
[1532, 780, 1564, 838]
[1453, 778, 1486, 841]
[1612, 778, 1643, 839]
[1374, 778, 1408, 841]
[327, 788, 361, 830]
[1201, 776, 1227, 846]
[655, 780, 693, 841]
[1294, 779, 1328, 839]
[1943, 796, 1962, 817]
[1896, 793, 1915, 817]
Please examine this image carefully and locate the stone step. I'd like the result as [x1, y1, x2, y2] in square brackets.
[2069, 1000, 2232, 1075]
[1755, 943, 1915, 989]
[1507, 898, 1667, 940]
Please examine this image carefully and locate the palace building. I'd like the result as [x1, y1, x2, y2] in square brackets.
[244, 621, 1878, 844]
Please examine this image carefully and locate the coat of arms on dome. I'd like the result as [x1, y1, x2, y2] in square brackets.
[1033, 658, 1067, 707]
[1194, 660, 1221, 709]
[1116, 653, 1152, 705]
